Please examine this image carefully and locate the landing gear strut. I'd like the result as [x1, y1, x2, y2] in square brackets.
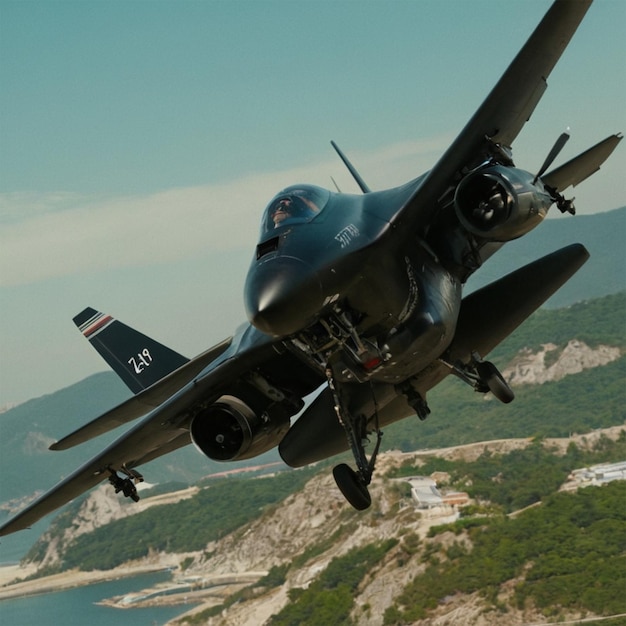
[326, 366, 382, 510]
[108, 467, 144, 502]
[440, 351, 514, 404]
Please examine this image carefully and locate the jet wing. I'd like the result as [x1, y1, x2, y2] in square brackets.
[0, 325, 311, 536]
[396, 0, 592, 235]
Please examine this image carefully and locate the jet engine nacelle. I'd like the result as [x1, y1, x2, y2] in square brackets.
[190, 395, 291, 462]
[454, 165, 552, 241]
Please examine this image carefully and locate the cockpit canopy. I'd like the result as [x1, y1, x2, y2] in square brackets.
[261, 185, 330, 235]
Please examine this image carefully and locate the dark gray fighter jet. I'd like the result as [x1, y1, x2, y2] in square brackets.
[1, 0, 621, 535]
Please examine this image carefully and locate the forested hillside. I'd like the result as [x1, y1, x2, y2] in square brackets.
[23, 431, 624, 625]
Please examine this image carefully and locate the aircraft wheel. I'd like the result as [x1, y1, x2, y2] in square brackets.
[333, 463, 372, 510]
[477, 361, 514, 404]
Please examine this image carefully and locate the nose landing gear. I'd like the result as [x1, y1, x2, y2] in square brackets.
[333, 463, 372, 510]
[326, 366, 382, 511]
[327, 349, 513, 511]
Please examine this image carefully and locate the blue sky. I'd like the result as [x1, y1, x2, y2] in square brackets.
[1, 0, 624, 407]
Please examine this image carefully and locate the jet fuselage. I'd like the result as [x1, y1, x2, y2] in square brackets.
[244, 180, 463, 385]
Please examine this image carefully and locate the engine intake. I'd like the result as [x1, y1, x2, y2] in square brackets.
[454, 165, 551, 241]
[190, 395, 291, 462]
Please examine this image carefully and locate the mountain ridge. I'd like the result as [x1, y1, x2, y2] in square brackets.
[466, 206, 626, 306]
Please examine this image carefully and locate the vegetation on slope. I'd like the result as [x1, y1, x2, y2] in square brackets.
[27, 468, 317, 571]
[384, 481, 626, 623]
[268, 540, 398, 626]
[390, 432, 626, 512]
[488, 290, 626, 362]
[379, 433, 626, 622]
[181, 436, 626, 625]
[380, 291, 626, 454]
[23, 425, 626, 623]
[181, 540, 398, 626]
[257, 435, 626, 625]
[382, 354, 625, 453]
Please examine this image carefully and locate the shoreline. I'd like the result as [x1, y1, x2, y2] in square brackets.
[96, 573, 264, 610]
[0, 560, 265, 612]
[0, 560, 178, 602]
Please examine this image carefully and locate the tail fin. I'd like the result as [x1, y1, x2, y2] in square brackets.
[73, 307, 189, 393]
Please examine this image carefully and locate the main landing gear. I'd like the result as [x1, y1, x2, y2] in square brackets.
[441, 351, 514, 404]
[108, 467, 144, 503]
[326, 367, 382, 511]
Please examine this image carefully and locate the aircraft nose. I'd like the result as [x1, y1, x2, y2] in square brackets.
[245, 256, 324, 337]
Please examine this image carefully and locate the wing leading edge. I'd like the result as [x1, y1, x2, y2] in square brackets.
[396, 0, 593, 235]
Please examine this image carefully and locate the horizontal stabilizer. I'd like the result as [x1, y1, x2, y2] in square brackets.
[74, 308, 189, 394]
[542, 134, 623, 191]
[49, 338, 233, 450]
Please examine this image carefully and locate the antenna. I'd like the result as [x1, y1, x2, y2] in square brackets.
[330, 141, 371, 193]
[534, 130, 570, 184]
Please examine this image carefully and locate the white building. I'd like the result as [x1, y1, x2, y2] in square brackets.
[568, 461, 626, 487]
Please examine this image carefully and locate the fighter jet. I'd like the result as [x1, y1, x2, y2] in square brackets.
[0, 0, 620, 535]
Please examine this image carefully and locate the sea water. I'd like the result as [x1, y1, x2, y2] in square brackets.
[0, 511, 192, 626]
[0, 572, 190, 626]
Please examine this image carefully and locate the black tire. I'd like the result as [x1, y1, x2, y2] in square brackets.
[488, 372, 514, 403]
[333, 463, 372, 510]
[477, 362, 514, 404]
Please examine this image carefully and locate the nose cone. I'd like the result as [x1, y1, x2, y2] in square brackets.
[245, 256, 324, 337]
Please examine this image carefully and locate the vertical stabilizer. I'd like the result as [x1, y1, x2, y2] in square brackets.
[73, 307, 189, 393]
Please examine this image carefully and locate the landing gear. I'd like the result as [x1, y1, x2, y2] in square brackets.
[333, 464, 371, 510]
[108, 467, 144, 502]
[474, 357, 515, 403]
[326, 366, 382, 511]
[399, 383, 431, 421]
[440, 351, 514, 404]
